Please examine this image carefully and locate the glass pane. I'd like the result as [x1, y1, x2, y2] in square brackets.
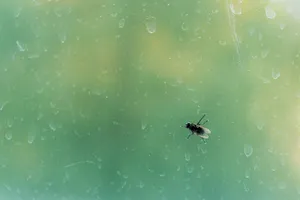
[0, 0, 299, 199]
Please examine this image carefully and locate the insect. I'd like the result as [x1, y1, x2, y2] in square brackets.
[185, 114, 211, 139]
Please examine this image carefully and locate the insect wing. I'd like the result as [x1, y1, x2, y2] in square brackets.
[199, 134, 209, 139]
[202, 126, 211, 134]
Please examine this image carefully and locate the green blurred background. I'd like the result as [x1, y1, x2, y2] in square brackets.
[1, 0, 300, 199]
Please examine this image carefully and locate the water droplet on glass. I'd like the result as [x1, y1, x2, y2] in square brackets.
[14, 7, 22, 18]
[261, 49, 269, 58]
[110, 12, 118, 18]
[145, 16, 156, 34]
[265, 6, 276, 19]
[28, 54, 40, 59]
[256, 122, 264, 130]
[0, 101, 9, 111]
[244, 144, 253, 157]
[49, 123, 56, 131]
[119, 18, 125, 28]
[7, 119, 13, 128]
[185, 153, 191, 161]
[243, 182, 250, 192]
[181, 22, 188, 31]
[138, 181, 144, 188]
[229, 2, 242, 15]
[272, 68, 280, 79]
[28, 131, 36, 144]
[187, 166, 194, 173]
[141, 122, 147, 130]
[16, 41, 25, 52]
[245, 169, 250, 179]
[5, 131, 12, 140]
[280, 24, 286, 30]
[278, 181, 286, 190]
[59, 32, 66, 43]
[219, 40, 227, 46]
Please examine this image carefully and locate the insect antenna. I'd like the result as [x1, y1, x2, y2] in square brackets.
[201, 119, 209, 125]
[197, 114, 206, 125]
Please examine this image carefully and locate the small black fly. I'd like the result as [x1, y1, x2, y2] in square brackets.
[185, 114, 211, 139]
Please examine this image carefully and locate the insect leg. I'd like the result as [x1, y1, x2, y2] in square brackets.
[187, 133, 193, 139]
[197, 114, 206, 125]
[200, 137, 207, 144]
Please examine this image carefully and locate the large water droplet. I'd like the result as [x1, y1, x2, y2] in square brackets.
[265, 6, 276, 19]
[145, 16, 156, 34]
[244, 144, 253, 157]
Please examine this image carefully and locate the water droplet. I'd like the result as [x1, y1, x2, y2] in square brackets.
[0, 101, 9, 111]
[185, 153, 190, 161]
[119, 18, 125, 28]
[219, 40, 227, 46]
[97, 164, 102, 169]
[7, 119, 13, 128]
[28, 131, 36, 144]
[49, 123, 56, 131]
[280, 23, 286, 30]
[256, 122, 264, 130]
[141, 122, 147, 130]
[187, 166, 194, 173]
[229, 2, 242, 15]
[243, 182, 250, 192]
[164, 153, 168, 160]
[110, 12, 118, 18]
[265, 6, 276, 19]
[261, 49, 269, 58]
[14, 7, 22, 18]
[16, 41, 25, 52]
[181, 22, 188, 31]
[145, 16, 156, 34]
[244, 144, 253, 157]
[59, 32, 66, 43]
[28, 54, 40, 59]
[138, 181, 144, 188]
[245, 169, 250, 179]
[272, 68, 280, 79]
[5, 131, 12, 140]
[278, 181, 286, 190]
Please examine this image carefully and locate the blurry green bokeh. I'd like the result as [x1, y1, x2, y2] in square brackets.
[0, 0, 300, 199]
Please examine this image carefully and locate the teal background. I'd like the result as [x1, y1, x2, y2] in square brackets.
[0, 0, 300, 199]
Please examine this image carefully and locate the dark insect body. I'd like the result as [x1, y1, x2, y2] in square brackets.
[185, 114, 211, 139]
